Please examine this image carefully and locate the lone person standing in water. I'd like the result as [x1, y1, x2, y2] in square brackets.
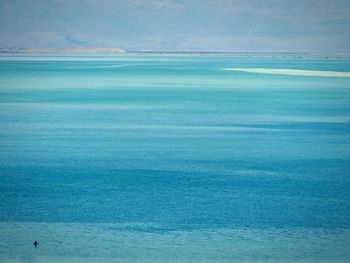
[33, 241, 39, 248]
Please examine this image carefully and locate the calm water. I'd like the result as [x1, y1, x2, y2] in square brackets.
[0, 54, 350, 262]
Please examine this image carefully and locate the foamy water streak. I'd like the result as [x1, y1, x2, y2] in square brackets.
[224, 68, 350, 77]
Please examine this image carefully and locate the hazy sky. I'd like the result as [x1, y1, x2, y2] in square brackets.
[1, 0, 350, 52]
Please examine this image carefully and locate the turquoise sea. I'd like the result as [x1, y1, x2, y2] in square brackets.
[0, 54, 350, 262]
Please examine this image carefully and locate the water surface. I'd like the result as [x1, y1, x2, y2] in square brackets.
[1, 54, 350, 262]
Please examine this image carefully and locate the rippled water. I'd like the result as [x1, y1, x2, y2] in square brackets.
[1, 54, 350, 262]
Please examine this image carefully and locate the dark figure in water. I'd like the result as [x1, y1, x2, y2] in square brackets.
[33, 241, 39, 248]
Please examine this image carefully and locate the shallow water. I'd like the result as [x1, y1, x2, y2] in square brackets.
[0, 54, 350, 262]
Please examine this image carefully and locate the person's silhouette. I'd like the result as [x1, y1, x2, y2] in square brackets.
[33, 241, 39, 248]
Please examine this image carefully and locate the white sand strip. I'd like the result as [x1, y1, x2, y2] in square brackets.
[224, 68, 350, 77]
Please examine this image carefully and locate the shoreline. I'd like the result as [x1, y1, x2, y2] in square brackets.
[1, 49, 350, 59]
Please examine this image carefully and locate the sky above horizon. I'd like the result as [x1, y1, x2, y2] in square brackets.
[1, 0, 350, 52]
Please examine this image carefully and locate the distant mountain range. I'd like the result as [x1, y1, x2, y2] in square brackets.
[0, 48, 126, 54]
